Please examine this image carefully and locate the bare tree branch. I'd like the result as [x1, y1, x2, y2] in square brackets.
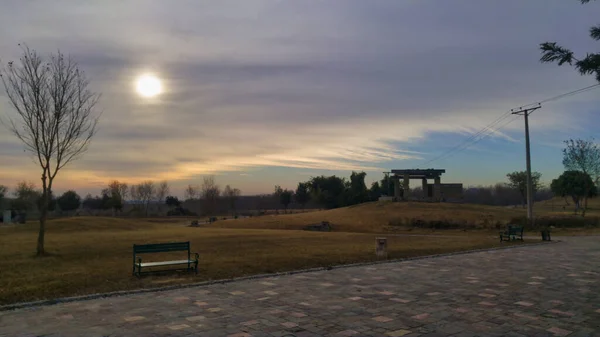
[0, 44, 101, 255]
[201, 176, 221, 216]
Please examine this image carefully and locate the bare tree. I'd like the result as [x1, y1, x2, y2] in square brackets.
[134, 181, 156, 217]
[506, 171, 543, 208]
[1, 45, 100, 255]
[0, 185, 7, 210]
[101, 180, 128, 215]
[184, 184, 200, 201]
[129, 184, 140, 202]
[109, 180, 129, 201]
[273, 185, 283, 214]
[562, 138, 600, 212]
[155, 181, 170, 213]
[201, 176, 221, 216]
[223, 185, 241, 216]
[12, 181, 41, 212]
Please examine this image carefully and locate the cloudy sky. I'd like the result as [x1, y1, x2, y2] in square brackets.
[1, 0, 599, 196]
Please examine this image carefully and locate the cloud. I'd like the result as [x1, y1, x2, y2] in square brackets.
[0, 0, 599, 194]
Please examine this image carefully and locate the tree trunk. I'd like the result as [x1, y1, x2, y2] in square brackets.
[583, 182, 590, 217]
[37, 177, 51, 256]
[37, 212, 46, 256]
[573, 196, 580, 214]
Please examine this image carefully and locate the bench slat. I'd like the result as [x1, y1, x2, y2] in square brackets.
[137, 260, 195, 267]
[134, 242, 190, 253]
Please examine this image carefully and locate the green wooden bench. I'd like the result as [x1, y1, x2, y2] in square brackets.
[499, 225, 524, 242]
[133, 241, 199, 277]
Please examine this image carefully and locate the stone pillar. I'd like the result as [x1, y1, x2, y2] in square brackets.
[434, 176, 441, 201]
[403, 174, 410, 200]
[393, 178, 401, 200]
[422, 178, 428, 200]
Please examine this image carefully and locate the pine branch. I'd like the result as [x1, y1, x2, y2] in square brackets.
[590, 25, 600, 40]
[539, 42, 577, 65]
[575, 54, 600, 76]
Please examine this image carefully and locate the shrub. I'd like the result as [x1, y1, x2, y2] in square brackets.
[508, 216, 600, 229]
[166, 207, 197, 216]
[410, 218, 463, 230]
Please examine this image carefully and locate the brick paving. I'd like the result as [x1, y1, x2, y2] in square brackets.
[1, 237, 599, 336]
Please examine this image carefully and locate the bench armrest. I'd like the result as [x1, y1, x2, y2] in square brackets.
[135, 257, 142, 265]
[193, 252, 199, 261]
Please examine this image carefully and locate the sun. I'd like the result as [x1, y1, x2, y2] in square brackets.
[135, 74, 162, 98]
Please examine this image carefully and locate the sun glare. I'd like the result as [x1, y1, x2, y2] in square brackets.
[135, 74, 162, 98]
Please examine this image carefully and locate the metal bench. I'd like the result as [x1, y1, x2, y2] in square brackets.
[133, 241, 199, 276]
[499, 225, 524, 242]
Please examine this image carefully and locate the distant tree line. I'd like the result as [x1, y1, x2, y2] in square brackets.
[2, 139, 598, 219]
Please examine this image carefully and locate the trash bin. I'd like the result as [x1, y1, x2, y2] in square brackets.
[376, 237, 387, 258]
[541, 230, 551, 241]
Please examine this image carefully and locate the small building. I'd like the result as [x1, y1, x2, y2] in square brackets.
[390, 169, 463, 202]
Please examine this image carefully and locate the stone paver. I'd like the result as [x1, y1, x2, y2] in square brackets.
[1, 237, 599, 336]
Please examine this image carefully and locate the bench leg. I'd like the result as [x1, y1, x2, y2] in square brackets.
[195, 261, 199, 274]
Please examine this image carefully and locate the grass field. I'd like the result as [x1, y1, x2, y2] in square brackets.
[0, 215, 527, 305]
[211, 198, 600, 233]
[3, 198, 597, 305]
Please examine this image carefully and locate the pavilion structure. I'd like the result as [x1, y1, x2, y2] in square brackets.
[389, 169, 462, 202]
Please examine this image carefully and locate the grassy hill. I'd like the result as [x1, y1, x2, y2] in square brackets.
[211, 201, 522, 232]
[211, 199, 600, 233]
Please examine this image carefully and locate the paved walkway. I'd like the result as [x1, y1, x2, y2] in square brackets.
[1, 237, 599, 337]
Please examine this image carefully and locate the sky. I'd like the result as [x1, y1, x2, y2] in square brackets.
[0, 0, 599, 197]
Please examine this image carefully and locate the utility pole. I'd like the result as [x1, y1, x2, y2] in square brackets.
[511, 104, 541, 226]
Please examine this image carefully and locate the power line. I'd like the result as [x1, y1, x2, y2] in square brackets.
[417, 110, 517, 167]
[537, 83, 600, 105]
[417, 83, 600, 167]
[417, 112, 513, 167]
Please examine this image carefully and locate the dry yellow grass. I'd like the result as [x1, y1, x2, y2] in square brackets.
[211, 201, 524, 232]
[212, 199, 600, 233]
[534, 197, 600, 217]
[4, 199, 594, 305]
[0, 216, 526, 305]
